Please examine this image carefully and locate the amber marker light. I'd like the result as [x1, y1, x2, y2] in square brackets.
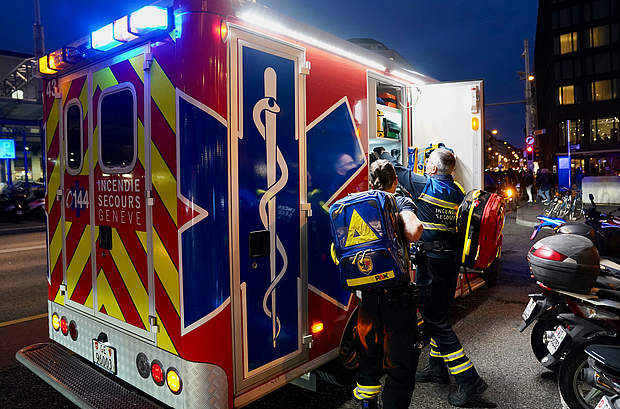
[38, 56, 57, 75]
[220, 19, 229, 43]
[51, 313, 61, 331]
[166, 367, 182, 394]
[311, 322, 324, 334]
[471, 117, 479, 131]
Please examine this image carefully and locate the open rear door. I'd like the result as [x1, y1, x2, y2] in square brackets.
[411, 80, 484, 192]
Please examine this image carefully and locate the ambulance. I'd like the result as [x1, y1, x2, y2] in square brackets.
[17, 0, 486, 407]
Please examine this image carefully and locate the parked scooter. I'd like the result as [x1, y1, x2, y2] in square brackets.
[581, 344, 620, 409]
[554, 292, 620, 409]
[0, 182, 45, 221]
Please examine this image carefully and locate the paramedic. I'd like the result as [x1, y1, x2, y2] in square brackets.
[376, 147, 488, 407]
[353, 159, 423, 409]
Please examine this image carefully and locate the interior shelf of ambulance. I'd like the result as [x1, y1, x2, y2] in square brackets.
[369, 83, 404, 163]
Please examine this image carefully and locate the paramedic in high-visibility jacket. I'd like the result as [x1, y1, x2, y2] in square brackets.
[376, 147, 488, 407]
[353, 159, 423, 409]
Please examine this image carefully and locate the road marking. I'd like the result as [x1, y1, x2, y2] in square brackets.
[0, 244, 46, 254]
[0, 313, 48, 328]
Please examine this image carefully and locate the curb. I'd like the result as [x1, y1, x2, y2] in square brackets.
[515, 207, 539, 228]
[0, 225, 46, 236]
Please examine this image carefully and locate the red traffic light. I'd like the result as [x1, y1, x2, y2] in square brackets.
[526, 146, 533, 153]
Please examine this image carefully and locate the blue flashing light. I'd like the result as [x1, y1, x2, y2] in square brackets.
[91, 23, 122, 51]
[114, 17, 138, 42]
[129, 6, 169, 35]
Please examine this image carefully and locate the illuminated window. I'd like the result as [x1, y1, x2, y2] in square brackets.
[558, 32, 579, 54]
[587, 25, 610, 47]
[589, 79, 616, 101]
[558, 85, 575, 105]
[558, 119, 583, 145]
[590, 117, 619, 142]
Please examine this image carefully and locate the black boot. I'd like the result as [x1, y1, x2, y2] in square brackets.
[415, 363, 450, 384]
[359, 398, 379, 409]
[448, 377, 488, 407]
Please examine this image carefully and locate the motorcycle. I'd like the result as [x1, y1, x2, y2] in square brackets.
[581, 344, 620, 409]
[553, 291, 620, 409]
[585, 194, 620, 257]
[0, 182, 46, 221]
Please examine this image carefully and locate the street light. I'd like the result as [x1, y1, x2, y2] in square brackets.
[491, 129, 499, 135]
[487, 147, 492, 151]
[528, 75, 535, 81]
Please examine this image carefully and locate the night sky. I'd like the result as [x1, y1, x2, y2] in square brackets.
[2, 0, 537, 147]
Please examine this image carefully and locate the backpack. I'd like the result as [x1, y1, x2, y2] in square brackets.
[456, 190, 505, 270]
[329, 190, 410, 291]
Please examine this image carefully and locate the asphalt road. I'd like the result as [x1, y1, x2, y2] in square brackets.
[0, 216, 564, 408]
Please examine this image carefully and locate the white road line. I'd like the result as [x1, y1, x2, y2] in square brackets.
[0, 313, 48, 328]
[0, 244, 46, 254]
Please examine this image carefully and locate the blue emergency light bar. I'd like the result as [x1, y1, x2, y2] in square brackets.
[40, 4, 172, 72]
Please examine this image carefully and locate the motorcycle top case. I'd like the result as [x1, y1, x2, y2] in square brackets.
[556, 223, 596, 243]
[329, 190, 409, 291]
[456, 189, 505, 270]
[528, 234, 600, 293]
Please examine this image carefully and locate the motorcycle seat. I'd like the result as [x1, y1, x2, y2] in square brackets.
[601, 257, 620, 278]
[585, 345, 620, 376]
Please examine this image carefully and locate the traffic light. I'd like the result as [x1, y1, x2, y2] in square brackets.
[526, 146, 533, 153]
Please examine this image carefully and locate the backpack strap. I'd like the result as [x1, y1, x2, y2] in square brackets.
[453, 180, 466, 194]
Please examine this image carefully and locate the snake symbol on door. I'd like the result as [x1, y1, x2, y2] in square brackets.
[252, 67, 289, 348]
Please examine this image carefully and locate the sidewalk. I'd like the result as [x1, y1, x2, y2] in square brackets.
[515, 201, 618, 228]
[0, 220, 46, 236]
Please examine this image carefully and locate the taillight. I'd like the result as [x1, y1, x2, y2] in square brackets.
[166, 367, 182, 394]
[69, 320, 78, 341]
[51, 313, 60, 331]
[136, 353, 150, 378]
[60, 316, 68, 335]
[151, 360, 165, 386]
[532, 246, 567, 261]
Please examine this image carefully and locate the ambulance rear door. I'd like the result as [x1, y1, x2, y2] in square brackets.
[90, 46, 155, 341]
[59, 70, 95, 314]
[410, 80, 484, 191]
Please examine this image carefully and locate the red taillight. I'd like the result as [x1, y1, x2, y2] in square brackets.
[60, 316, 68, 335]
[69, 320, 78, 341]
[533, 246, 567, 261]
[151, 360, 164, 386]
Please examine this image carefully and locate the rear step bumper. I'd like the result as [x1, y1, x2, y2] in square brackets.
[16, 342, 163, 409]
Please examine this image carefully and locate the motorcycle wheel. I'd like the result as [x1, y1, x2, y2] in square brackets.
[530, 319, 561, 371]
[558, 348, 605, 409]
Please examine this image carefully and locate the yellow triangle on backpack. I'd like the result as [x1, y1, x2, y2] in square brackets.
[345, 209, 379, 247]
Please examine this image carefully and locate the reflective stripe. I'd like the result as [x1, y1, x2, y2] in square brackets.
[430, 338, 438, 348]
[346, 271, 395, 287]
[430, 348, 442, 358]
[448, 360, 473, 375]
[419, 193, 460, 210]
[442, 348, 466, 362]
[454, 181, 465, 194]
[421, 222, 455, 232]
[354, 383, 381, 400]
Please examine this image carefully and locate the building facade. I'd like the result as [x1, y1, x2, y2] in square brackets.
[535, 0, 620, 176]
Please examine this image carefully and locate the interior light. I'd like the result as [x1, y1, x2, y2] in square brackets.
[151, 360, 165, 386]
[91, 23, 123, 51]
[220, 19, 229, 43]
[311, 322, 324, 334]
[472, 117, 480, 131]
[51, 313, 60, 331]
[38, 56, 57, 75]
[129, 6, 169, 35]
[60, 316, 68, 335]
[114, 16, 138, 42]
[391, 70, 427, 85]
[166, 367, 183, 394]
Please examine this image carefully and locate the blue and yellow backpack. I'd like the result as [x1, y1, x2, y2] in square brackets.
[329, 190, 410, 291]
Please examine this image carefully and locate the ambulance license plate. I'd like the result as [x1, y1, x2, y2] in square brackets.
[547, 326, 567, 355]
[521, 298, 538, 321]
[92, 340, 117, 374]
[595, 396, 613, 409]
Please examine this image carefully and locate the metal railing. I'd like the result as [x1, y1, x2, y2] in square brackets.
[0, 58, 38, 99]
